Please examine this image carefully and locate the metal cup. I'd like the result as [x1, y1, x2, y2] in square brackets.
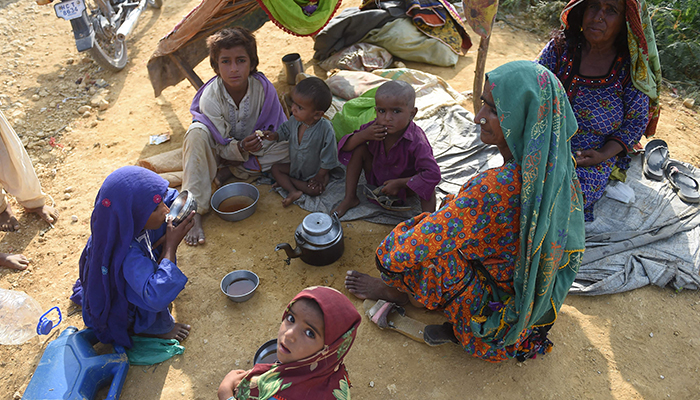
[282, 53, 304, 85]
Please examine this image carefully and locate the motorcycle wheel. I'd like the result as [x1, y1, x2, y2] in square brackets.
[148, 0, 162, 9]
[89, 37, 127, 71]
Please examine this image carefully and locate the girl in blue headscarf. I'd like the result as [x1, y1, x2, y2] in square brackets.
[71, 166, 195, 347]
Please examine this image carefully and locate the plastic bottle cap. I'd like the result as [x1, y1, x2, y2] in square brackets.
[37, 319, 54, 335]
[36, 306, 62, 336]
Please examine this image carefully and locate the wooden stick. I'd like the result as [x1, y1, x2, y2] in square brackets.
[472, 34, 491, 114]
[168, 53, 204, 90]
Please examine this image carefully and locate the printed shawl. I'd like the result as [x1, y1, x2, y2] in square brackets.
[470, 61, 586, 347]
[561, 0, 662, 137]
[235, 286, 361, 400]
[79, 166, 169, 348]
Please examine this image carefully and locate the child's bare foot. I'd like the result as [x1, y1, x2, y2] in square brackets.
[139, 323, 191, 342]
[282, 191, 303, 207]
[344, 270, 408, 304]
[214, 167, 233, 188]
[185, 214, 205, 246]
[333, 197, 360, 218]
[26, 204, 59, 225]
[0, 253, 29, 270]
[0, 206, 20, 232]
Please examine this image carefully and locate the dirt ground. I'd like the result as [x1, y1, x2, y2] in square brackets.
[2, 0, 700, 399]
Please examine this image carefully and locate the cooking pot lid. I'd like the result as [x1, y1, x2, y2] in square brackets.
[302, 213, 333, 236]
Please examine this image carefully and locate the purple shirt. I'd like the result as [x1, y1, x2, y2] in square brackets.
[338, 119, 440, 200]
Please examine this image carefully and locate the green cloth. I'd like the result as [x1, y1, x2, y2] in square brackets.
[330, 87, 379, 142]
[626, 0, 662, 103]
[610, 166, 627, 182]
[257, 0, 342, 36]
[125, 336, 184, 365]
[469, 61, 586, 347]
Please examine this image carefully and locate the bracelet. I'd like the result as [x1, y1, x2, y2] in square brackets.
[237, 141, 244, 153]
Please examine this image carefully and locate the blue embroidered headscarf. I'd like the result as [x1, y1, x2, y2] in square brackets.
[79, 166, 169, 347]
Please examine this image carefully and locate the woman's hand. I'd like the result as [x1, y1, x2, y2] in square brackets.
[217, 369, 249, 400]
[358, 121, 388, 142]
[240, 133, 263, 153]
[575, 141, 624, 167]
[574, 149, 606, 167]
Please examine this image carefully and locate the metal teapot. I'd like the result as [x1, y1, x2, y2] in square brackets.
[275, 212, 344, 266]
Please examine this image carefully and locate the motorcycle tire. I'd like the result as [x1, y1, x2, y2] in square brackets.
[148, 0, 162, 9]
[89, 37, 128, 72]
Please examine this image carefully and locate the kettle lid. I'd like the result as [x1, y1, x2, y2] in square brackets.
[302, 213, 333, 236]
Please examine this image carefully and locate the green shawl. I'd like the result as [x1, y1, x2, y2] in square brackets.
[469, 61, 586, 347]
[256, 0, 342, 36]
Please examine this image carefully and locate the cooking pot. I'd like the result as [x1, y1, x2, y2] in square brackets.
[275, 212, 344, 266]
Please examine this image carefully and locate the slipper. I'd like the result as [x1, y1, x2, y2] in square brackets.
[363, 299, 426, 343]
[664, 160, 700, 204]
[643, 139, 669, 181]
[423, 322, 459, 346]
[363, 185, 411, 212]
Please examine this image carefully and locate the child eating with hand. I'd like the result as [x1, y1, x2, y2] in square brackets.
[217, 286, 361, 400]
[333, 80, 441, 217]
[266, 77, 340, 207]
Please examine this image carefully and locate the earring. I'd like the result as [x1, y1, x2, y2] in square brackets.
[479, 118, 486, 125]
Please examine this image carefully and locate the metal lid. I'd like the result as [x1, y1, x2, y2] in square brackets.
[299, 213, 341, 246]
[302, 213, 333, 236]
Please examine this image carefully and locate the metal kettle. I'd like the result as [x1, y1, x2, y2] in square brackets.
[275, 212, 344, 266]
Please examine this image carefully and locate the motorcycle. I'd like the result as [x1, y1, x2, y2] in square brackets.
[40, 0, 162, 71]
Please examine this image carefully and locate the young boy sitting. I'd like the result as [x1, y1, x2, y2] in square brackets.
[182, 27, 287, 246]
[334, 80, 441, 217]
[265, 77, 340, 207]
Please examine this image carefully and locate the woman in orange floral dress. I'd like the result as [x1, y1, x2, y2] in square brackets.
[345, 61, 586, 362]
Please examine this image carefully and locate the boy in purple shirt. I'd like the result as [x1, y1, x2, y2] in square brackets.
[334, 80, 440, 217]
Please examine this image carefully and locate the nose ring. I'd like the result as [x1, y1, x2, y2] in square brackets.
[479, 118, 486, 125]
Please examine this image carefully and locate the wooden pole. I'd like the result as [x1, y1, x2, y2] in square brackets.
[168, 53, 204, 90]
[472, 34, 491, 114]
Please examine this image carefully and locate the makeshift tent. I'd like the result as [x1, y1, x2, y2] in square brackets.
[147, 0, 341, 97]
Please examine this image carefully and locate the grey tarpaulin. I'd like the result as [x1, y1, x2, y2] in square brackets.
[571, 158, 700, 295]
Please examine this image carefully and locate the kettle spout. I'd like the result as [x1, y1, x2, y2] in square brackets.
[275, 243, 302, 265]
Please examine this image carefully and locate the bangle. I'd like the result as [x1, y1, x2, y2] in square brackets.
[237, 141, 244, 153]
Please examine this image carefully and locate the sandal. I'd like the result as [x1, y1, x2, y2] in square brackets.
[423, 322, 459, 346]
[664, 160, 700, 204]
[363, 185, 411, 212]
[643, 139, 669, 181]
[363, 299, 426, 343]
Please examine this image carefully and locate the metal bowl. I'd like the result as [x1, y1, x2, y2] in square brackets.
[166, 190, 197, 226]
[211, 182, 259, 222]
[220, 270, 259, 302]
[254, 339, 278, 365]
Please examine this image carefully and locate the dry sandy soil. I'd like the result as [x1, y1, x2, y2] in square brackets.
[2, 0, 700, 399]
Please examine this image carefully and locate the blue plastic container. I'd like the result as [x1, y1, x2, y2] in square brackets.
[23, 326, 129, 400]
